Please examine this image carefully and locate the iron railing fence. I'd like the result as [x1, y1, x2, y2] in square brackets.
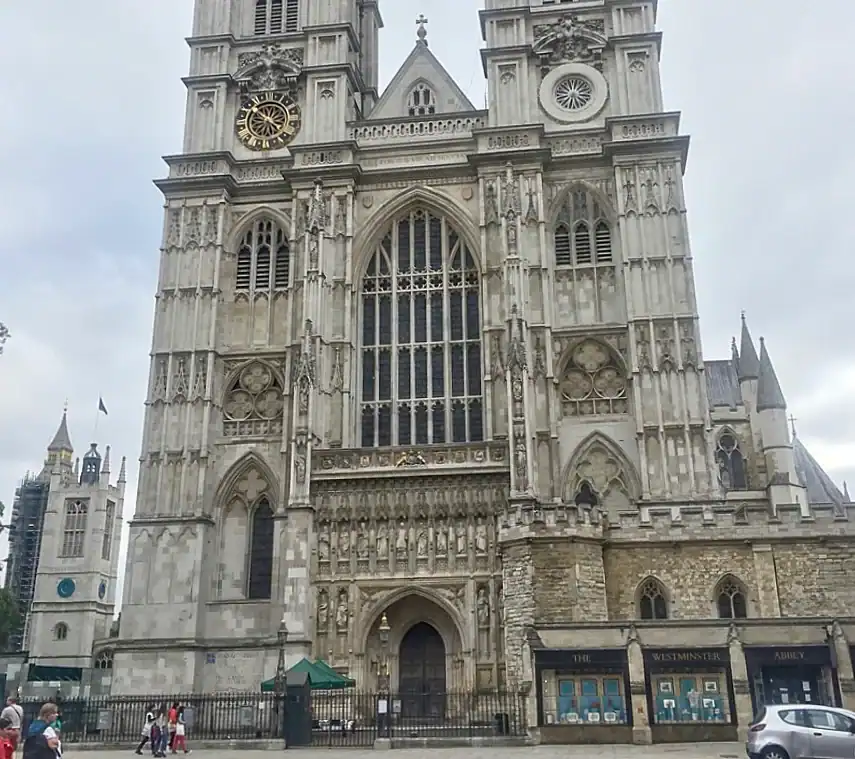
[18, 690, 527, 746]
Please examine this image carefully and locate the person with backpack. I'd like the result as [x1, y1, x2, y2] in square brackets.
[22, 703, 61, 759]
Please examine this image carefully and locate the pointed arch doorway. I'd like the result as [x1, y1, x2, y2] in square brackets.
[399, 622, 446, 719]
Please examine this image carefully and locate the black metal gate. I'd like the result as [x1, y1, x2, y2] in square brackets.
[310, 691, 377, 747]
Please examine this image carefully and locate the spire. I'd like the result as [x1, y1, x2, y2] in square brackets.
[102, 445, 111, 475]
[756, 337, 787, 412]
[47, 406, 74, 453]
[737, 313, 759, 381]
[416, 13, 429, 47]
[731, 336, 739, 365]
[844, 481, 851, 503]
[118, 456, 127, 484]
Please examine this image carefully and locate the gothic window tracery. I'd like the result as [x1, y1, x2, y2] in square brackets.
[360, 208, 483, 447]
[553, 188, 613, 268]
[223, 362, 285, 437]
[254, 0, 298, 35]
[94, 651, 114, 670]
[248, 497, 275, 600]
[715, 575, 748, 619]
[236, 218, 290, 295]
[60, 499, 88, 558]
[408, 83, 436, 116]
[638, 577, 668, 620]
[559, 339, 628, 416]
[716, 430, 747, 491]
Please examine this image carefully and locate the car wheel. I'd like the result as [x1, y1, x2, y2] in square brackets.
[761, 747, 790, 759]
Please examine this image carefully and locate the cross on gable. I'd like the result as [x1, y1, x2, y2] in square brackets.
[788, 414, 798, 437]
[416, 14, 429, 27]
[237, 469, 268, 501]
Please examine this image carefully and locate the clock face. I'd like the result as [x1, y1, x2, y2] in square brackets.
[57, 578, 76, 599]
[236, 92, 301, 151]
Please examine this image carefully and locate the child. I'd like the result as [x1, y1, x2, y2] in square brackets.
[171, 708, 190, 755]
[135, 706, 155, 755]
[0, 717, 15, 759]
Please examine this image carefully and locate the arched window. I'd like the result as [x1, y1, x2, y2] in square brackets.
[94, 651, 114, 670]
[574, 481, 599, 508]
[60, 499, 88, 558]
[55, 623, 69, 641]
[235, 218, 290, 294]
[408, 84, 436, 116]
[638, 578, 668, 620]
[360, 208, 483, 447]
[248, 498, 274, 600]
[716, 431, 747, 491]
[716, 576, 748, 619]
[223, 361, 285, 438]
[553, 187, 614, 268]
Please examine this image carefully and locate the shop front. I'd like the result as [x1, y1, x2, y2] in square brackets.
[534, 648, 633, 744]
[643, 647, 737, 743]
[745, 645, 840, 713]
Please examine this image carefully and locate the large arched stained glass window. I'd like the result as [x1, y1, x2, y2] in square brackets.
[360, 208, 483, 448]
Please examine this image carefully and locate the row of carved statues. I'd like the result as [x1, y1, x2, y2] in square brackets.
[318, 518, 493, 562]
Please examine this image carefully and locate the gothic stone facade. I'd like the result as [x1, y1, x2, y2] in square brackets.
[113, 0, 855, 744]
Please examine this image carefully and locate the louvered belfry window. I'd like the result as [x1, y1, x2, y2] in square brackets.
[235, 218, 290, 294]
[360, 209, 483, 448]
[553, 188, 613, 267]
[254, 0, 298, 35]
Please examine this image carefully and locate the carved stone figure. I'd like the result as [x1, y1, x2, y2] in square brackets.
[318, 528, 330, 561]
[396, 522, 409, 557]
[317, 590, 329, 629]
[477, 587, 490, 626]
[356, 523, 369, 559]
[416, 527, 428, 557]
[336, 589, 349, 631]
[514, 437, 528, 489]
[295, 451, 307, 484]
[376, 522, 389, 557]
[497, 585, 504, 626]
[338, 529, 350, 557]
[436, 520, 448, 555]
[456, 522, 467, 555]
[475, 519, 488, 555]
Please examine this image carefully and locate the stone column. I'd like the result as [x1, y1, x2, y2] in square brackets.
[830, 621, 855, 709]
[727, 625, 754, 742]
[626, 628, 652, 745]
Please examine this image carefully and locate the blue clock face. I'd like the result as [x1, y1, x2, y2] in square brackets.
[98, 581, 107, 600]
[57, 578, 76, 599]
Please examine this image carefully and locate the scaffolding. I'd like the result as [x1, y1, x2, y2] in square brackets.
[4, 474, 50, 651]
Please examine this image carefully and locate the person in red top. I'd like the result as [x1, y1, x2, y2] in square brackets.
[167, 704, 179, 753]
[0, 716, 15, 759]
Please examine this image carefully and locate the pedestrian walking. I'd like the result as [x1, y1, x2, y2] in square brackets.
[0, 698, 23, 754]
[134, 706, 156, 755]
[171, 708, 190, 755]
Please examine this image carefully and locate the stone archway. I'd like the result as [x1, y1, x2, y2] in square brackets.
[362, 590, 465, 699]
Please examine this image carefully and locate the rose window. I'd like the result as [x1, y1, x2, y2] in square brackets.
[223, 361, 284, 437]
[560, 340, 628, 416]
[554, 75, 593, 111]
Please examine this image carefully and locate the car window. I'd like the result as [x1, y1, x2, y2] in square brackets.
[807, 710, 854, 732]
[780, 709, 810, 727]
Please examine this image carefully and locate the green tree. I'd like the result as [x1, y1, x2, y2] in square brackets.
[0, 587, 21, 650]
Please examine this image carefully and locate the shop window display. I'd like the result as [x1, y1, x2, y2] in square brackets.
[653, 673, 729, 724]
[556, 676, 627, 724]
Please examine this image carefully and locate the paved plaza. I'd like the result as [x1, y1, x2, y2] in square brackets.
[65, 745, 746, 759]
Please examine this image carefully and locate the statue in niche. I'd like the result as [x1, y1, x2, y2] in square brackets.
[456, 522, 468, 555]
[477, 587, 490, 626]
[376, 522, 388, 558]
[356, 522, 369, 559]
[336, 589, 349, 631]
[416, 526, 428, 557]
[436, 520, 448, 555]
[475, 519, 488, 555]
[396, 522, 409, 557]
[497, 585, 504, 626]
[338, 529, 350, 557]
[317, 590, 329, 629]
[318, 528, 330, 561]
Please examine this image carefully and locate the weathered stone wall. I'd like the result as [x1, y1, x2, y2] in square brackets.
[603, 544, 756, 620]
[501, 541, 536, 685]
[773, 541, 855, 617]
[531, 539, 608, 624]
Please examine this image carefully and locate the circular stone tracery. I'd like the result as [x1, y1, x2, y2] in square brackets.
[560, 340, 628, 416]
[223, 363, 284, 426]
[554, 75, 593, 111]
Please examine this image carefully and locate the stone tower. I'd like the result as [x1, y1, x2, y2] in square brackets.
[115, 4, 855, 740]
[27, 417, 125, 670]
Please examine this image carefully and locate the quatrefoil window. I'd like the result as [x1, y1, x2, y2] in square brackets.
[223, 362, 284, 437]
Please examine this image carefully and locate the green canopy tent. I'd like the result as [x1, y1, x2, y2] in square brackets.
[261, 658, 355, 691]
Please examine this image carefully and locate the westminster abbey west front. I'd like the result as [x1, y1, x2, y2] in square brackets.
[111, 0, 855, 746]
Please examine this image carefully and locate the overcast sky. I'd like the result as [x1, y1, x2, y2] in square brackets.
[1, 0, 853, 583]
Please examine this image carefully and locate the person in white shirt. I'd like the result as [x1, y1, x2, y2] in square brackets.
[0, 698, 23, 753]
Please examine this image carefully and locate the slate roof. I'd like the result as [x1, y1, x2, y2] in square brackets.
[705, 359, 743, 409]
[47, 410, 73, 452]
[793, 435, 848, 508]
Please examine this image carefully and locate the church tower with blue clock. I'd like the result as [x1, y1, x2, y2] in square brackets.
[26, 417, 126, 674]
